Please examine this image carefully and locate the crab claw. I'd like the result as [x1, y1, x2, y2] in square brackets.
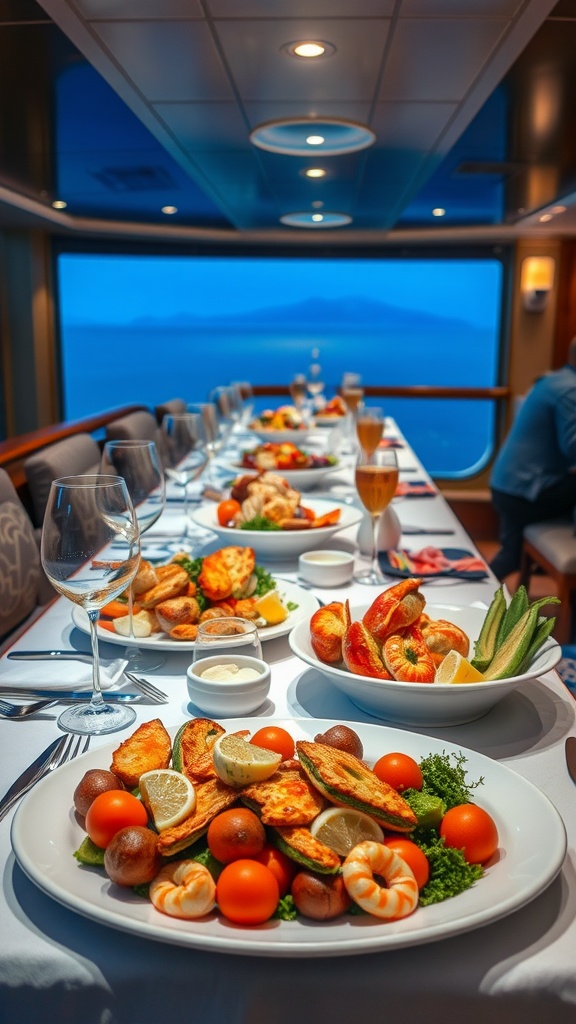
[418, 616, 470, 667]
[382, 624, 436, 683]
[310, 600, 351, 664]
[362, 578, 425, 644]
[342, 621, 392, 679]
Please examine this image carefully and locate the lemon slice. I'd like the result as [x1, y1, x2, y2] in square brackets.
[212, 733, 281, 786]
[310, 807, 384, 856]
[254, 590, 288, 625]
[138, 769, 196, 831]
[435, 650, 485, 684]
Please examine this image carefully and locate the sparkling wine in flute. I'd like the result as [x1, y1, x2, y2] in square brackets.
[341, 387, 364, 412]
[356, 411, 384, 457]
[289, 375, 307, 408]
[354, 449, 398, 585]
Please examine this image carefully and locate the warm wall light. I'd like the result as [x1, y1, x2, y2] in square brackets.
[521, 256, 555, 312]
[52, 200, 67, 209]
[304, 168, 326, 178]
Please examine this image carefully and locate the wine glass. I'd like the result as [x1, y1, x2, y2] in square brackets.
[41, 474, 140, 736]
[187, 402, 223, 485]
[289, 373, 308, 412]
[208, 386, 236, 453]
[354, 448, 399, 585]
[100, 439, 166, 672]
[356, 405, 385, 457]
[340, 376, 364, 453]
[160, 412, 208, 539]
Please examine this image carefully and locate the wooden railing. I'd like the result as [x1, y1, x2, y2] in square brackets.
[253, 385, 510, 401]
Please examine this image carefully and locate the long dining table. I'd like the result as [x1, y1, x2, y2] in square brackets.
[1, 419, 575, 1024]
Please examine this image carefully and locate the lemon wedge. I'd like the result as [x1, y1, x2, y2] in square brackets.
[138, 769, 196, 831]
[212, 733, 281, 786]
[435, 650, 485, 684]
[309, 807, 384, 856]
[254, 590, 288, 625]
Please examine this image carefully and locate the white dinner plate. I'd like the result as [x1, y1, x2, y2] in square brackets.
[227, 461, 340, 491]
[11, 717, 566, 958]
[250, 428, 315, 444]
[190, 498, 362, 560]
[72, 581, 319, 650]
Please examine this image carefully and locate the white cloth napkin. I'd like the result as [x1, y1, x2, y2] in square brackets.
[0, 654, 128, 690]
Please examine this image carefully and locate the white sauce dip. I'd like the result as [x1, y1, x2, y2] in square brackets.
[199, 663, 261, 682]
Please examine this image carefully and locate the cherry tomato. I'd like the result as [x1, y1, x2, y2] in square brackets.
[85, 790, 148, 849]
[440, 803, 499, 864]
[384, 837, 430, 889]
[255, 844, 297, 896]
[216, 860, 280, 924]
[250, 726, 295, 761]
[217, 499, 241, 527]
[372, 752, 423, 792]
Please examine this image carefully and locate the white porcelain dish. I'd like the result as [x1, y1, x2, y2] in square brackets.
[11, 717, 566, 958]
[313, 414, 345, 426]
[288, 603, 562, 727]
[72, 580, 319, 651]
[298, 549, 355, 587]
[227, 461, 340, 491]
[190, 499, 363, 560]
[186, 655, 271, 715]
[250, 427, 314, 445]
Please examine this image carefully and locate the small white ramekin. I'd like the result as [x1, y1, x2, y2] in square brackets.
[186, 654, 271, 716]
[298, 549, 355, 587]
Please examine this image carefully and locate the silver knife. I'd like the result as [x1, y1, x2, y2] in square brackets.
[0, 735, 66, 822]
[0, 687, 140, 701]
[8, 650, 93, 663]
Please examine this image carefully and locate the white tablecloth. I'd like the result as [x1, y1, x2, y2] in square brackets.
[1, 422, 575, 1024]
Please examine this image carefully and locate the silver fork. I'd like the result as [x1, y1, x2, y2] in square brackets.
[0, 733, 91, 822]
[123, 672, 169, 703]
[0, 697, 58, 720]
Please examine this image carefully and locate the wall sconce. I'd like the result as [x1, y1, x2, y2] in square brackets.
[521, 256, 555, 312]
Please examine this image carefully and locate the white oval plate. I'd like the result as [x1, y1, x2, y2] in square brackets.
[72, 581, 319, 650]
[289, 603, 562, 727]
[227, 461, 340, 491]
[11, 717, 566, 958]
[190, 498, 362, 560]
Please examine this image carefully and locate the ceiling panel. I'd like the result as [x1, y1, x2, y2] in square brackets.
[154, 103, 250, 152]
[207, 1, 396, 17]
[74, 0, 204, 18]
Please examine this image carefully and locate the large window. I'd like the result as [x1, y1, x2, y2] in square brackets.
[57, 252, 505, 476]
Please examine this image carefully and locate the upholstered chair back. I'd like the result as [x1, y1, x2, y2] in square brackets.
[24, 433, 101, 527]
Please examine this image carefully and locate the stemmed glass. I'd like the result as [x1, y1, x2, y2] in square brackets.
[354, 448, 399, 585]
[341, 376, 364, 453]
[356, 405, 385, 457]
[208, 386, 236, 453]
[187, 402, 222, 485]
[160, 412, 208, 541]
[41, 474, 140, 736]
[100, 439, 166, 672]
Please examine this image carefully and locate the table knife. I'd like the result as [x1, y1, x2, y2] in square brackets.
[8, 650, 93, 663]
[0, 686, 140, 701]
[0, 735, 66, 822]
[565, 736, 576, 784]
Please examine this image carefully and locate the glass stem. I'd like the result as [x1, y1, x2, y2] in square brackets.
[88, 608, 104, 707]
[372, 513, 380, 575]
[127, 584, 135, 641]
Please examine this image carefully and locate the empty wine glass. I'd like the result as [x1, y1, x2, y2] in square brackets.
[101, 439, 166, 672]
[160, 412, 208, 540]
[41, 474, 140, 735]
[187, 402, 223, 485]
[209, 386, 236, 453]
[354, 448, 399, 585]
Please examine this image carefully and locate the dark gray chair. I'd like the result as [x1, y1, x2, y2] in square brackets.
[104, 410, 159, 444]
[154, 398, 186, 424]
[24, 433, 101, 527]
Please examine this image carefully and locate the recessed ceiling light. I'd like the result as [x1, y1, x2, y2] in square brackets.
[280, 211, 352, 229]
[250, 119, 375, 157]
[304, 168, 326, 178]
[539, 213, 553, 222]
[432, 207, 446, 217]
[162, 205, 178, 215]
[283, 40, 336, 59]
[52, 200, 67, 209]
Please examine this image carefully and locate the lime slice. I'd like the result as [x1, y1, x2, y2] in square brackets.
[138, 769, 196, 831]
[309, 807, 384, 856]
[435, 650, 485, 684]
[254, 590, 288, 625]
[212, 733, 281, 786]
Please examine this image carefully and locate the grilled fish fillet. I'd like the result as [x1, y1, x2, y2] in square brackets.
[110, 719, 172, 789]
[241, 761, 325, 825]
[296, 740, 417, 832]
[172, 718, 226, 780]
[272, 825, 341, 874]
[157, 778, 239, 856]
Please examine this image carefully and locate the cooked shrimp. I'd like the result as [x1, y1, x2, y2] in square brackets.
[149, 860, 216, 919]
[341, 841, 419, 920]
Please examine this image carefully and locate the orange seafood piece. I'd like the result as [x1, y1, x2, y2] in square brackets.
[382, 624, 436, 683]
[342, 621, 392, 680]
[310, 601, 351, 664]
[312, 508, 341, 528]
[197, 550, 232, 602]
[362, 578, 425, 644]
[418, 616, 470, 667]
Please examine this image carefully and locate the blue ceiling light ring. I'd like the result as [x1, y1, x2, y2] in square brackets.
[250, 119, 375, 157]
[280, 212, 352, 228]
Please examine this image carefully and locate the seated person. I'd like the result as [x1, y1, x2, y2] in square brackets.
[489, 336, 576, 581]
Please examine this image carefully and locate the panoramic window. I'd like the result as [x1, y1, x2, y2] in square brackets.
[57, 253, 504, 477]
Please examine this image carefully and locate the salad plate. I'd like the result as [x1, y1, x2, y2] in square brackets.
[71, 580, 319, 651]
[11, 717, 566, 958]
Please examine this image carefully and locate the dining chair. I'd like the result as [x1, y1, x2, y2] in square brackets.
[519, 518, 576, 644]
[24, 433, 101, 527]
[104, 410, 159, 444]
[154, 398, 186, 424]
[0, 469, 53, 653]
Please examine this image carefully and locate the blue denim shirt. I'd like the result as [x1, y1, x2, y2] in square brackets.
[490, 364, 576, 500]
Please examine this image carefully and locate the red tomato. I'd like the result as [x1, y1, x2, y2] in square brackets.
[250, 726, 295, 761]
[85, 790, 148, 849]
[439, 803, 499, 865]
[255, 844, 297, 896]
[372, 752, 423, 792]
[217, 499, 241, 527]
[384, 838, 430, 889]
[216, 860, 280, 925]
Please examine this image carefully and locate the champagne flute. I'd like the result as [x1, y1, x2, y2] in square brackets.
[356, 405, 385, 457]
[341, 376, 364, 454]
[100, 440, 166, 672]
[160, 412, 208, 539]
[354, 448, 399, 585]
[289, 373, 308, 412]
[41, 474, 140, 735]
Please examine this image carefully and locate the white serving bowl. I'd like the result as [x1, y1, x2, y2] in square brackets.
[288, 602, 562, 727]
[186, 654, 271, 716]
[298, 549, 355, 587]
[190, 498, 362, 560]
[227, 461, 340, 491]
[250, 427, 314, 444]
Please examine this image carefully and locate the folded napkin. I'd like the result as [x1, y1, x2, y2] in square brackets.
[0, 654, 128, 690]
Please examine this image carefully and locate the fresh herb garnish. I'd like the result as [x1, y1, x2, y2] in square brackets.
[419, 750, 484, 810]
[240, 516, 282, 531]
[253, 565, 276, 597]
